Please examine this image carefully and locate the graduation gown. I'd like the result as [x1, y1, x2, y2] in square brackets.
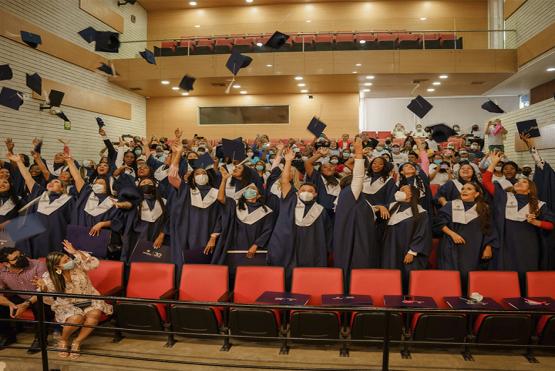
[434, 179, 464, 206]
[307, 170, 341, 215]
[265, 167, 282, 215]
[362, 175, 396, 245]
[398, 171, 433, 214]
[436, 200, 497, 281]
[166, 183, 222, 267]
[17, 184, 74, 258]
[382, 202, 431, 284]
[0, 196, 20, 224]
[533, 162, 555, 269]
[211, 199, 274, 268]
[71, 184, 121, 227]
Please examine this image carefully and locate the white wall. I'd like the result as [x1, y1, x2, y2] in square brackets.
[0, 0, 146, 163]
[361, 95, 519, 133]
[504, 0, 555, 48]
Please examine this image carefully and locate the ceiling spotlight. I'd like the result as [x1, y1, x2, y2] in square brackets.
[359, 40, 366, 44]
[297, 83, 306, 87]
[300, 89, 309, 93]
[240, 90, 248, 94]
[366, 75, 375, 80]
[189, 1, 197, 5]
[427, 88, 435, 92]
[306, 20, 312, 23]
[194, 24, 200, 28]
[245, 0, 253, 3]
[547, 67, 555, 72]
[266, 64, 273, 67]
[161, 80, 170, 85]
[171, 87, 179, 91]
[439, 74, 448, 79]
[352, 71, 358, 74]
[432, 81, 441, 86]
[364, 82, 373, 86]
[294, 76, 303, 80]
[419, 17, 427, 21]
[256, 42, 263, 47]
[181, 92, 189, 96]
[355, 63, 362, 67]
[232, 84, 241, 89]
[362, 89, 371, 92]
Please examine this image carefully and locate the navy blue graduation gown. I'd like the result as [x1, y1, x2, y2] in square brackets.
[363, 175, 396, 207]
[166, 183, 222, 267]
[211, 199, 274, 267]
[401, 171, 433, 214]
[265, 167, 282, 214]
[533, 162, 555, 269]
[434, 180, 462, 207]
[436, 201, 497, 281]
[17, 184, 74, 258]
[0, 196, 20, 224]
[71, 184, 121, 227]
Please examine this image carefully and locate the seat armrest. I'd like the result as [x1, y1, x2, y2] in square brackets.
[218, 291, 233, 303]
[159, 288, 177, 300]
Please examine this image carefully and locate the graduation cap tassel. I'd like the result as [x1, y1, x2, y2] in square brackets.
[225, 77, 235, 95]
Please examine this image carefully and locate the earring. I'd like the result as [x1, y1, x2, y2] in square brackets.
[56, 269, 62, 275]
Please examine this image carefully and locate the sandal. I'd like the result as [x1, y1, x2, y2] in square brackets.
[69, 342, 81, 359]
[57, 340, 69, 358]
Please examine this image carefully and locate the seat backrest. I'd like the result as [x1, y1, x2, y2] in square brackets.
[350, 269, 402, 306]
[292, 267, 343, 305]
[87, 260, 124, 296]
[179, 264, 228, 302]
[468, 271, 521, 302]
[429, 184, 440, 197]
[409, 270, 461, 308]
[127, 262, 175, 299]
[526, 271, 555, 297]
[234, 266, 284, 304]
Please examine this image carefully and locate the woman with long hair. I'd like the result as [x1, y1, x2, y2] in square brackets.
[305, 146, 342, 216]
[0, 177, 21, 230]
[36, 240, 112, 359]
[435, 162, 484, 207]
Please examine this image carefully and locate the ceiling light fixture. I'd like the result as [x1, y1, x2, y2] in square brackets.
[189, 1, 197, 5]
[364, 82, 373, 86]
[297, 83, 306, 87]
[240, 90, 248, 94]
[245, 0, 253, 3]
[362, 89, 371, 92]
[355, 63, 362, 67]
[432, 81, 441, 86]
[366, 75, 375, 80]
[161, 80, 170, 85]
[232, 84, 241, 89]
[306, 20, 312, 23]
[194, 24, 200, 28]
[427, 88, 435, 92]
[420, 17, 427, 21]
[266, 64, 273, 67]
[439, 74, 448, 79]
[181, 92, 189, 96]
[171, 87, 179, 91]
[352, 71, 358, 74]
[294, 76, 303, 80]
[300, 89, 309, 93]
[547, 67, 555, 72]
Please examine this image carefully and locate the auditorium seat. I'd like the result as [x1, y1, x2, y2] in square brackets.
[409, 270, 467, 342]
[428, 238, 440, 269]
[429, 184, 440, 198]
[214, 38, 234, 54]
[356, 33, 377, 50]
[176, 40, 194, 56]
[314, 33, 334, 51]
[334, 33, 355, 50]
[526, 271, 555, 345]
[422, 33, 440, 49]
[229, 266, 284, 339]
[233, 37, 255, 53]
[114, 262, 175, 340]
[292, 34, 316, 51]
[155, 41, 178, 56]
[170, 264, 228, 339]
[377, 131, 392, 139]
[289, 267, 343, 341]
[440, 33, 462, 49]
[376, 33, 397, 50]
[87, 260, 124, 297]
[398, 33, 421, 49]
[350, 269, 403, 341]
[468, 271, 532, 344]
[192, 38, 214, 54]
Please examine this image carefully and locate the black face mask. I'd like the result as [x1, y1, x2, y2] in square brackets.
[11, 255, 29, 269]
[140, 184, 156, 195]
[522, 170, 532, 176]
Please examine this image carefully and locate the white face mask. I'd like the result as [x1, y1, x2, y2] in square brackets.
[194, 174, 208, 185]
[494, 166, 502, 172]
[394, 191, 407, 202]
[92, 183, 105, 194]
[299, 191, 314, 202]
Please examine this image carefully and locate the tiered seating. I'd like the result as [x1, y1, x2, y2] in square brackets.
[314, 33, 334, 51]
[214, 38, 234, 53]
[526, 272, 555, 345]
[335, 33, 355, 50]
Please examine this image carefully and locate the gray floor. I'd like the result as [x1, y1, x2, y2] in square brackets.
[1, 332, 555, 371]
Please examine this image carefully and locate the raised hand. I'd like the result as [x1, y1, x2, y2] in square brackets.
[220, 166, 231, 181]
[283, 148, 295, 162]
[62, 239, 78, 255]
[5, 138, 14, 153]
[519, 133, 533, 149]
[353, 137, 363, 155]
[174, 128, 183, 139]
[7, 153, 20, 163]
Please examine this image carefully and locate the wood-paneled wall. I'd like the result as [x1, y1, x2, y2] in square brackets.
[147, 1, 488, 49]
[503, 0, 527, 19]
[147, 93, 359, 140]
[530, 79, 555, 105]
[80, 0, 124, 33]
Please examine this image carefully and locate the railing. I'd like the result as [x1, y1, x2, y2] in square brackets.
[1, 289, 554, 371]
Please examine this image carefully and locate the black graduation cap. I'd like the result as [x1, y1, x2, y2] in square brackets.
[118, 186, 142, 203]
[193, 152, 214, 170]
[47, 90, 65, 107]
[222, 138, 246, 162]
[95, 31, 120, 53]
[33, 139, 43, 154]
[5, 214, 46, 242]
[367, 138, 379, 148]
[26, 72, 42, 95]
[226, 49, 253, 76]
[428, 123, 456, 143]
[96, 117, 105, 128]
[97, 62, 115, 76]
[78, 27, 97, 43]
[139, 49, 156, 65]
[516, 119, 541, 138]
[20, 31, 42, 48]
[0, 87, 24, 111]
[179, 74, 196, 91]
[481, 99, 504, 114]
[407, 95, 433, 119]
[265, 31, 290, 50]
[0, 64, 13, 81]
[56, 111, 70, 123]
[307, 116, 326, 137]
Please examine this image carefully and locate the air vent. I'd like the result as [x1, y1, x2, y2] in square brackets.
[471, 81, 485, 85]
[412, 79, 429, 84]
[211, 82, 227, 87]
[129, 87, 142, 91]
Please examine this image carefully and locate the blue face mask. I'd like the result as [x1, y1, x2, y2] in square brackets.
[62, 259, 75, 271]
[434, 159, 442, 165]
[256, 165, 265, 171]
[243, 188, 258, 200]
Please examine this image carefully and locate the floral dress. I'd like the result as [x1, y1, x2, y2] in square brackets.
[42, 252, 113, 323]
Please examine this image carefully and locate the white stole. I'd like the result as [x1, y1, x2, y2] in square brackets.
[36, 192, 72, 215]
[270, 181, 281, 197]
[452, 179, 464, 193]
[387, 203, 426, 226]
[451, 199, 478, 224]
[236, 204, 273, 225]
[494, 177, 513, 191]
[84, 193, 114, 217]
[140, 199, 165, 222]
[295, 197, 324, 227]
[154, 166, 169, 182]
[190, 188, 218, 209]
[362, 176, 391, 195]
[0, 198, 16, 216]
[505, 193, 545, 222]
[321, 175, 340, 197]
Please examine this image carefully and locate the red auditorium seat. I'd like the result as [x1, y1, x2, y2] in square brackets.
[233, 37, 255, 53]
[356, 33, 377, 49]
[376, 33, 397, 49]
[429, 184, 440, 198]
[526, 271, 555, 345]
[289, 267, 343, 340]
[350, 269, 403, 340]
[214, 38, 234, 53]
[398, 33, 421, 49]
[176, 39, 195, 56]
[440, 33, 462, 49]
[229, 266, 284, 338]
[468, 271, 532, 344]
[158, 41, 178, 56]
[377, 131, 392, 139]
[314, 33, 334, 51]
[335, 33, 355, 50]
[409, 270, 467, 342]
[422, 33, 440, 49]
[114, 262, 175, 340]
[169, 264, 228, 339]
[192, 38, 214, 55]
[292, 34, 316, 51]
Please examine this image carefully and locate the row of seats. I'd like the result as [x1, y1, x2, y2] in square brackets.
[154, 32, 463, 56]
[20, 263, 555, 350]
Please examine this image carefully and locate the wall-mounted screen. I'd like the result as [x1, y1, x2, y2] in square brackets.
[199, 105, 289, 125]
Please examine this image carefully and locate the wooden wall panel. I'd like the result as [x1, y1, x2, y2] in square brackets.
[504, 0, 527, 20]
[80, 0, 124, 33]
[33, 79, 132, 120]
[0, 8, 108, 72]
[517, 22, 555, 66]
[530, 79, 555, 105]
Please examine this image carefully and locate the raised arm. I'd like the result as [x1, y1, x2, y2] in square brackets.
[8, 153, 35, 192]
[64, 153, 85, 193]
[280, 148, 295, 198]
[217, 166, 231, 204]
[305, 147, 328, 177]
[31, 152, 50, 181]
[415, 138, 429, 176]
[168, 141, 184, 189]
[271, 143, 284, 170]
[483, 151, 503, 195]
[99, 128, 117, 165]
[520, 134, 545, 170]
[351, 138, 365, 200]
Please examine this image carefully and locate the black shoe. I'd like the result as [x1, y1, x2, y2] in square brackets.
[27, 337, 41, 354]
[0, 334, 17, 350]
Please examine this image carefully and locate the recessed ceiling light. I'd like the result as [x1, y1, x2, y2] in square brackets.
[245, 0, 253, 3]
[355, 63, 362, 67]
[189, 1, 197, 5]
[352, 71, 358, 74]
[419, 17, 427, 21]
[547, 67, 555, 72]
[161, 80, 170, 85]
[266, 64, 273, 67]
[427, 88, 435, 92]
[240, 90, 248, 94]
[439, 74, 448, 79]
[194, 24, 200, 28]
[181, 92, 189, 96]
[256, 42, 263, 47]
[294, 76, 303, 80]
[171, 86, 179, 91]
[306, 19, 311, 23]
[232, 84, 241, 89]
[297, 83, 306, 87]
[364, 82, 373, 86]
[300, 89, 309, 93]
[359, 40, 366, 44]
[432, 81, 441, 86]
[366, 75, 375, 80]
[362, 89, 371, 92]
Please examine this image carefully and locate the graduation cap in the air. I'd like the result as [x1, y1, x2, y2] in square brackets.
[0, 64, 13, 81]
[427, 123, 456, 143]
[78, 27, 97, 43]
[226, 49, 253, 76]
[33, 138, 43, 154]
[307, 116, 326, 137]
[5, 213, 46, 242]
[481, 99, 504, 114]
[20, 31, 42, 48]
[222, 138, 246, 162]
[56, 111, 70, 123]
[96, 117, 105, 128]
[0, 87, 24, 111]
[40, 89, 65, 109]
[26, 72, 42, 95]
[95, 31, 120, 53]
[139, 49, 156, 65]
[179, 74, 196, 92]
[516, 119, 541, 138]
[193, 152, 214, 170]
[407, 95, 433, 119]
[97, 62, 116, 76]
[367, 138, 379, 148]
[265, 31, 290, 50]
